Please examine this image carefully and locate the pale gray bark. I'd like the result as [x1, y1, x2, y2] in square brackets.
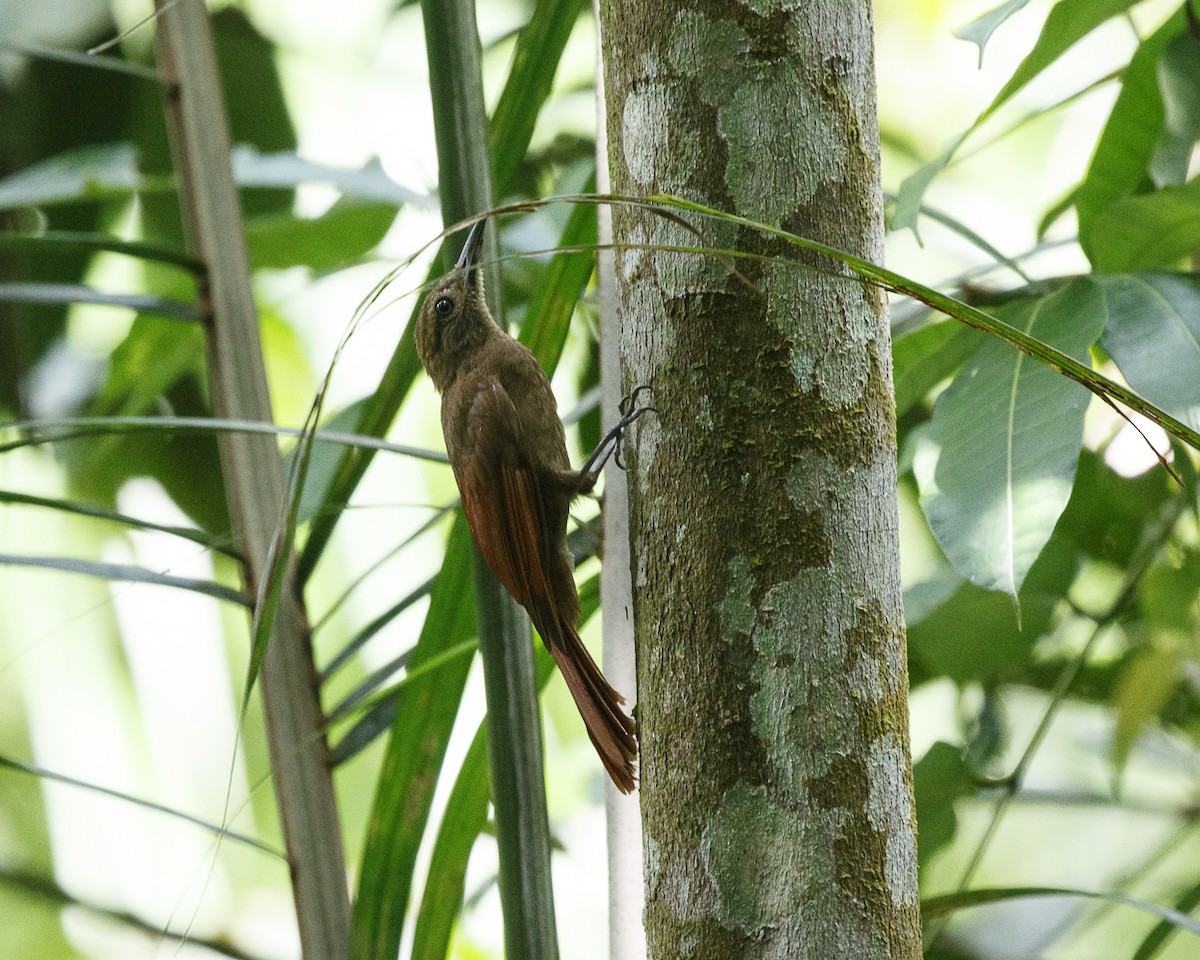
[598, 1, 922, 957]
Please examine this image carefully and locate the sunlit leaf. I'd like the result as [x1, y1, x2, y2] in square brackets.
[410, 647, 556, 960]
[1097, 273, 1200, 430]
[0, 281, 202, 322]
[410, 726, 489, 960]
[1133, 878, 1200, 960]
[922, 885, 1200, 939]
[0, 488, 238, 557]
[0, 40, 160, 81]
[0, 552, 247, 605]
[231, 147, 423, 205]
[519, 176, 597, 369]
[894, 0, 1141, 235]
[1077, 10, 1186, 260]
[916, 280, 1105, 597]
[953, 0, 1035, 65]
[245, 202, 399, 272]
[0, 143, 421, 212]
[0, 867, 254, 960]
[0, 142, 143, 210]
[0, 754, 279, 856]
[489, 0, 589, 191]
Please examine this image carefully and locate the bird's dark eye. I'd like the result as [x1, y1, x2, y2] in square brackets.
[434, 296, 454, 317]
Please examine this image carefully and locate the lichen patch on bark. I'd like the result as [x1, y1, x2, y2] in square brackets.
[667, 11, 846, 224]
[702, 783, 892, 958]
[867, 735, 920, 908]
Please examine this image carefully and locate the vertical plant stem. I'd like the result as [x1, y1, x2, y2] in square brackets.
[421, 0, 560, 957]
[154, 2, 350, 957]
[594, 4, 646, 955]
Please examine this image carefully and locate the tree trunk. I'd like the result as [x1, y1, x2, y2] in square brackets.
[598, 2, 923, 957]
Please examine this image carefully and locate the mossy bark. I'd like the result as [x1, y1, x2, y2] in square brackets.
[598, 2, 922, 957]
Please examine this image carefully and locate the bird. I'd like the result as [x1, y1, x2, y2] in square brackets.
[414, 219, 643, 792]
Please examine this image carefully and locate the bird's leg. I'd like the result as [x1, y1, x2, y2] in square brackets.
[576, 385, 656, 492]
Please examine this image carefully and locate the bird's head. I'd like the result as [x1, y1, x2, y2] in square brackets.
[415, 219, 494, 392]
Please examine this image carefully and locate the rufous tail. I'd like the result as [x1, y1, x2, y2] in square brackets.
[548, 623, 637, 793]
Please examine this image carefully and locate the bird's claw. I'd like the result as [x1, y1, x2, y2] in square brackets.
[577, 385, 657, 482]
[611, 385, 656, 471]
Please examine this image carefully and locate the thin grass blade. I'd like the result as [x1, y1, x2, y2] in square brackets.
[0, 552, 247, 605]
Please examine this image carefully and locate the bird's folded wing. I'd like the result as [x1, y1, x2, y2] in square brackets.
[453, 376, 558, 621]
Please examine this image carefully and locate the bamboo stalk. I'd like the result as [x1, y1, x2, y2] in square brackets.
[421, 0, 560, 956]
[154, 3, 350, 957]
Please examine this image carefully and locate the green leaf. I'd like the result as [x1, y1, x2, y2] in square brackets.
[894, 0, 1141, 235]
[1148, 31, 1200, 187]
[0, 230, 201, 271]
[889, 133, 966, 239]
[916, 280, 1105, 597]
[953, 0, 1035, 65]
[1077, 10, 1186, 260]
[518, 176, 597, 367]
[1096, 273, 1200, 430]
[915, 203, 1031, 283]
[983, 0, 1142, 120]
[0, 553, 247, 605]
[1133, 878, 1200, 960]
[330, 639, 479, 764]
[0, 488, 238, 558]
[1140, 550, 1200, 633]
[912, 742, 973, 869]
[0, 143, 420, 211]
[1, 413, 446, 462]
[1112, 647, 1181, 776]
[0, 754, 278, 857]
[0, 867, 255, 960]
[61, 322, 227, 531]
[1088, 180, 1200, 271]
[1054, 450, 1173, 568]
[350, 519, 477, 960]
[0, 40, 161, 82]
[410, 649, 556, 960]
[0, 142, 143, 210]
[410, 727, 489, 960]
[0, 282, 203, 322]
[892, 320, 983, 418]
[230, 147, 423, 205]
[322, 574, 436, 685]
[907, 579, 1059, 683]
[489, 0, 588, 192]
[922, 886, 1200, 939]
[244, 202, 399, 272]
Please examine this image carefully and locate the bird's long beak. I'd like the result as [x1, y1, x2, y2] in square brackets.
[455, 219, 486, 271]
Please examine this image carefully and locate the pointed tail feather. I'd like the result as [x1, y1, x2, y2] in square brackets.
[542, 615, 637, 793]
